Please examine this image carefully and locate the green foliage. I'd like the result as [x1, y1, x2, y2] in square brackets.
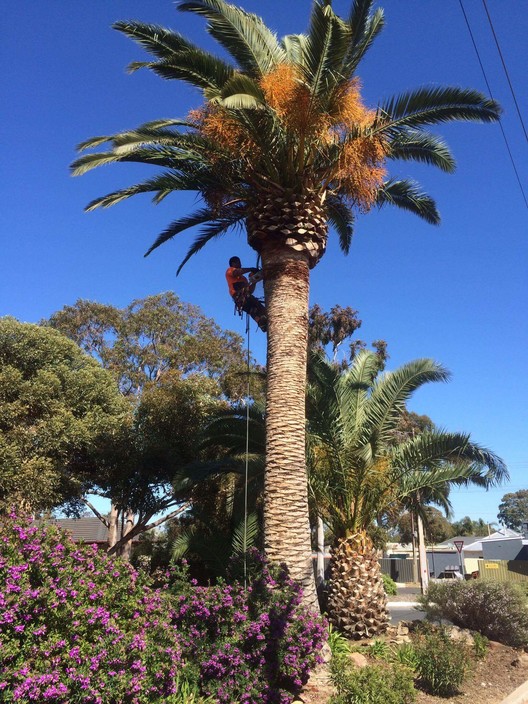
[307, 350, 507, 541]
[413, 628, 470, 696]
[331, 660, 416, 704]
[382, 573, 397, 596]
[391, 642, 419, 671]
[450, 515, 492, 536]
[472, 632, 489, 660]
[498, 490, 528, 531]
[0, 317, 128, 511]
[420, 580, 528, 647]
[46, 293, 260, 401]
[368, 639, 391, 660]
[327, 623, 351, 658]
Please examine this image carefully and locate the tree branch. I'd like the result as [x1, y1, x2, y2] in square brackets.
[80, 497, 110, 528]
[107, 502, 191, 556]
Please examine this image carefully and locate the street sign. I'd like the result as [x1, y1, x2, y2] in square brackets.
[454, 540, 464, 553]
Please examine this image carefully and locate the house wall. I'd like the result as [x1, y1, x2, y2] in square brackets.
[483, 538, 523, 561]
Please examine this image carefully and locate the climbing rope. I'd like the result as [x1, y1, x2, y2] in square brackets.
[243, 313, 250, 589]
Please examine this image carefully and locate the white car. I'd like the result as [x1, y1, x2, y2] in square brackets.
[433, 570, 464, 581]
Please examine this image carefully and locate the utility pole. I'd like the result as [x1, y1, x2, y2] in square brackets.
[417, 511, 429, 594]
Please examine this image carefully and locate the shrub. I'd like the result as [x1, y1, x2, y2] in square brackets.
[391, 642, 419, 671]
[419, 580, 528, 647]
[472, 632, 489, 659]
[368, 639, 390, 660]
[0, 514, 326, 704]
[0, 511, 190, 703]
[331, 661, 415, 704]
[381, 573, 398, 596]
[169, 552, 327, 703]
[413, 628, 470, 696]
[327, 623, 351, 658]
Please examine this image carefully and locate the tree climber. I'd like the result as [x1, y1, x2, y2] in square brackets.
[225, 256, 267, 333]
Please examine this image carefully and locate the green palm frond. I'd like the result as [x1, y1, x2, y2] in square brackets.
[326, 194, 355, 253]
[178, 0, 285, 76]
[281, 33, 308, 65]
[231, 512, 259, 555]
[343, 1, 385, 77]
[85, 169, 227, 211]
[174, 214, 245, 273]
[130, 53, 235, 96]
[377, 86, 501, 131]
[360, 359, 450, 448]
[141, 207, 214, 256]
[388, 129, 456, 173]
[376, 179, 440, 225]
[303, 3, 350, 98]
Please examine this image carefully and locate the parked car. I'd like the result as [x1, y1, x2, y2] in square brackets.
[432, 569, 463, 582]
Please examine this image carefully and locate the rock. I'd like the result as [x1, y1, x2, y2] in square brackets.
[511, 653, 528, 667]
[349, 652, 369, 668]
[449, 626, 474, 645]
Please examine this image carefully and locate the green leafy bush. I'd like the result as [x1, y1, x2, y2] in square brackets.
[472, 632, 489, 659]
[368, 639, 391, 660]
[420, 580, 528, 647]
[413, 628, 470, 696]
[382, 573, 398, 596]
[391, 642, 419, 671]
[331, 661, 415, 704]
[327, 623, 351, 658]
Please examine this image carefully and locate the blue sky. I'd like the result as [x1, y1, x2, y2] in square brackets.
[2, 1, 527, 526]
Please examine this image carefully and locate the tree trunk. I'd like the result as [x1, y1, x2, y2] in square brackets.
[118, 510, 135, 561]
[316, 516, 325, 587]
[261, 247, 318, 611]
[107, 504, 119, 550]
[417, 512, 429, 593]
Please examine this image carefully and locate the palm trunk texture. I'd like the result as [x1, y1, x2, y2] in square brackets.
[261, 247, 318, 611]
[328, 532, 389, 638]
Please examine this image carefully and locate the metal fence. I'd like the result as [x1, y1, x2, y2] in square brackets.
[379, 558, 415, 583]
[478, 559, 528, 583]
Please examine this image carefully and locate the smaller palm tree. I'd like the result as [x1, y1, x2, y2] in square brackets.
[307, 350, 507, 638]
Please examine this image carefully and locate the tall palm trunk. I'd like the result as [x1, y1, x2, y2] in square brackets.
[260, 246, 318, 610]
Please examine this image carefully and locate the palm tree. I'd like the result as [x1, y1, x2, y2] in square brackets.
[72, 0, 501, 607]
[307, 350, 507, 637]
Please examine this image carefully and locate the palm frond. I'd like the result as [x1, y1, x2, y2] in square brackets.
[303, 3, 350, 98]
[231, 512, 259, 555]
[376, 179, 440, 225]
[84, 171, 214, 211]
[344, 3, 385, 77]
[361, 359, 450, 449]
[281, 33, 308, 65]
[388, 129, 456, 173]
[175, 215, 244, 273]
[178, 0, 285, 76]
[377, 86, 501, 131]
[129, 51, 235, 95]
[326, 194, 355, 254]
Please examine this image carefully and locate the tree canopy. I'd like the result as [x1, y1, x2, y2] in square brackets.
[498, 490, 528, 531]
[0, 318, 128, 512]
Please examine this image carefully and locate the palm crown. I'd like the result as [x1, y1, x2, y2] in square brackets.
[307, 349, 507, 539]
[72, 0, 501, 271]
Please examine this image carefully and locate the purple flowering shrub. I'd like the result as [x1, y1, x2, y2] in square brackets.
[0, 515, 325, 704]
[169, 552, 327, 704]
[0, 512, 188, 703]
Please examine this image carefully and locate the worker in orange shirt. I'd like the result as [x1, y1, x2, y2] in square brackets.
[225, 256, 267, 333]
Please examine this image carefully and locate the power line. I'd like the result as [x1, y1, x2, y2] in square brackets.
[458, 0, 528, 209]
[482, 0, 528, 144]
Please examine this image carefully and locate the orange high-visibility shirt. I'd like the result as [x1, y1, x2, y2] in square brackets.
[225, 267, 248, 296]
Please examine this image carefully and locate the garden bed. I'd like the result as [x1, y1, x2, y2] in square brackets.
[414, 640, 527, 703]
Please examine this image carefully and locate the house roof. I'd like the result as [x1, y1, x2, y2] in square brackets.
[37, 517, 139, 544]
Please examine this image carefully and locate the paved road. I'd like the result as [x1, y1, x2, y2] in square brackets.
[388, 601, 424, 625]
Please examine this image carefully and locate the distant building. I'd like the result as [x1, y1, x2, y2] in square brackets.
[36, 517, 139, 550]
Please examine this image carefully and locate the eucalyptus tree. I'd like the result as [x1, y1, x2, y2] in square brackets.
[72, 0, 501, 607]
[307, 350, 507, 637]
